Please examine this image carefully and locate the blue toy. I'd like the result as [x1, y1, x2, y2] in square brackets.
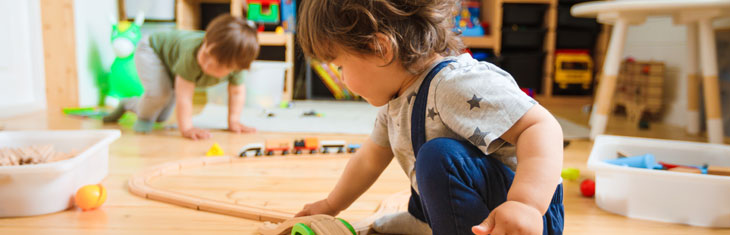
[455, 0, 485, 37]
[605, 154, 663, 170]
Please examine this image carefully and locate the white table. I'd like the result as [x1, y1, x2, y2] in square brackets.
[573, 0, 730, 144]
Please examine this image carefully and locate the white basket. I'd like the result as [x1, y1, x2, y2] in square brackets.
[0, 130, 121, 217]
[588, 135, 730, 227]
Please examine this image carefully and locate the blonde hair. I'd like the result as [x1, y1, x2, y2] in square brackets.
[298, 0, 465, 74]
[205, 14, 260, 70]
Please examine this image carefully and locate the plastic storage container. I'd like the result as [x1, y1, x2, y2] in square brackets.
[557, 5, 599, 30]
[588, 135, 730, 227]
[500, 52, 545, 93]
[0, 130, 121, 217]
[556, 29, 597, 49]
[502, 4, 548, 27]
[502, 27, 547, 50]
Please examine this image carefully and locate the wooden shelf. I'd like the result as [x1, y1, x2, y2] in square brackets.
[258, 32, 292, 46]
[502, 0, 552, 4]
[461, 36, 496, 48]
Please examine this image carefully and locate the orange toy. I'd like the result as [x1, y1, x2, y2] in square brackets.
[75, 184, 107, 211]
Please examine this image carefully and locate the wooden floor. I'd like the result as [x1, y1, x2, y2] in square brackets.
[1, 100, 729, 234]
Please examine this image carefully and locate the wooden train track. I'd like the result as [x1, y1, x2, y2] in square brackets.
[127, 154, 408, 235]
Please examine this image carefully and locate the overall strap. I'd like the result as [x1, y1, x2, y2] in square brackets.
[410, 60, 455, 157]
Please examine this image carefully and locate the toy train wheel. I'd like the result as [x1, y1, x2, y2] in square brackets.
[310, 150, 316, 154]
[291, 223, 315, 235]
[266, 151, 274, 156]
[239, 152, 247, 157]
[337, 147, 344, 153]
[295, 149, 302, 155]
[347, 148, 355, 153]
[255, 151, 262, 156]
[282, 150, 289, 155]
[321, 148, 329, 154]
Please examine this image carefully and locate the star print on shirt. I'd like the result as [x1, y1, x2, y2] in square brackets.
[468, 127, 489, 147]
[467, 95, 482, 110]
[427, 108, 439, 120]
[407, 92, 417, 104]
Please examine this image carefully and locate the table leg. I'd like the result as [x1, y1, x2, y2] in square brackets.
[685, 23, 701, 135]
[698, 18, 725, 144]
[590, 18, 629, 139]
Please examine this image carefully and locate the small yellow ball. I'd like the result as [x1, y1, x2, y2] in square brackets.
[75, 184, 107, 211]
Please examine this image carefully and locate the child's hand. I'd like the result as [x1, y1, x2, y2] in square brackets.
[228, 121, 256, 134]
[295, 199, 340, 217]
[472, 201, 543, 235]
[181, 127, 212, 140]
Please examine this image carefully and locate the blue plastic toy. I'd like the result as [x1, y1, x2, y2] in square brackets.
[455, 0, 485, 37]
[605, 154, 663, 170]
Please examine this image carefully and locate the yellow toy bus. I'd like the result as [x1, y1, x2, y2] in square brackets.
[554, 50, 593, 90]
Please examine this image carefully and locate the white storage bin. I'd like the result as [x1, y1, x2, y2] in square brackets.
[244, 61, 291, 109]
[588, 135, 730, 227]
[0, 130, 120, 217]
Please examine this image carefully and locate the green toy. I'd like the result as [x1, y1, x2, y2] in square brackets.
[561, 168, 580, 181]
[107, 12, 145, 98]
[288, 218, 356, 235]
[248, 0, 280, 24]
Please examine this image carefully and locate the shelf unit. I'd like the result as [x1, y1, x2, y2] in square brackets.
[175, 0, 295, 102]
[464, 0, 558, 97]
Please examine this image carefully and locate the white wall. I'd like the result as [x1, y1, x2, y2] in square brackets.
[0, 0, 46, 118]
[74, 0, 118, 107]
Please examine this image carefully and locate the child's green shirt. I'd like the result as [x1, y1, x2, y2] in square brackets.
[148, 30, 244, 87]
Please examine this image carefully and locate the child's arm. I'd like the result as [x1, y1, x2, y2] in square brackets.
[175, 75, 211, 140]
[473, 105, 563, 235]
[227, 83, 255, 133]
[295, 138, 394, 216]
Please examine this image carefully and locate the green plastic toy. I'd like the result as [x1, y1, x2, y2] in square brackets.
[288, 218, 356, 235]
[248, 1, 280, 24]
[561, 168, 580, 181]
[108, 12, 145, 98]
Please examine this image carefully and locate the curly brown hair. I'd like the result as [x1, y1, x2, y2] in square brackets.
[298, 0, 464, 74]
[204, 14, 259, 70]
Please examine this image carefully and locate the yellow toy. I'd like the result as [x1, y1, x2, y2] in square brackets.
[206, 143, 225, 156]
[554, 50, 593, 90]
[75, 184, 107, 211]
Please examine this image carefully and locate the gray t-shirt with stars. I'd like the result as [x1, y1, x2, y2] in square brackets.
[370, 53, 537, 193]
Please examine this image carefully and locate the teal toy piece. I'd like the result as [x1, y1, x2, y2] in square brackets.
[605, 154, 663, 170]
[108, 12, 145, 98]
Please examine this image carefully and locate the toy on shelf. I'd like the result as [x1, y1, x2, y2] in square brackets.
[239, 143, 265, 157]
[614, 59, 665, 125]
[75, 184, 107, 211]
[455, 0, 485, 37]
[108, 11, 145, 98]
[206, 143, 225, 157]
[265, 139, 293, 155]
[248, 0, 280, 24]
[280, 0, 296, 33]
[580, 179, 595, 197]
[294, 137, 319, 154]
[554, 49, 593, 91]
[259, 214, 356, 235]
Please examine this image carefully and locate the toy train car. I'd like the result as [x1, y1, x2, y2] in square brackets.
[237, 138, 361, 157]
[294, 137, 319, 154]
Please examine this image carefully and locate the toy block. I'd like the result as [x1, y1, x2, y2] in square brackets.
[708, 166, 730, 176]
[206, 143, 225, 156]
